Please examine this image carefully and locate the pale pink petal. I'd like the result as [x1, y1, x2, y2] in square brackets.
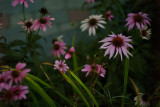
[65, 53, 72, 59]
[109, 46, 115, 59]
[12, 0, 19, 7]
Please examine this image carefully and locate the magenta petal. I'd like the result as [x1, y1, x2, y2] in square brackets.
[128, 13, 136, 16]
[136, 22, 141, 29]
[16, 63, 26, 71]
[43, 25, 47, 32]
[12, 0, 19, 7]
[21, 69, 31, 74]
[69, 47, 75, 53]
[65, 53, 72, 59]
[24, 1, 28, 8]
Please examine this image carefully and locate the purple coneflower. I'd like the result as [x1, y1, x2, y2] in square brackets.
[65, 47, 75, 59]
[11, 85, 29, 100]
[0, 84, 29, 102]
[80, 15, 106, 36]
[81, 64, 106, 77]
[105, 11, 114, 21]
[12, 0, 34, 8]
[50, 41, 67, 57]
[99, 32, 133, 60]
[125, 12, 151, 30]
[0, 84, 14, 102]
[17, 19, 34, 33]
[8, 62, 31, 85]
[140, 26, 151, 40]
[54, 60, 69, 73]
[134, 93, 150, 107]
[31, 16, 55, 32]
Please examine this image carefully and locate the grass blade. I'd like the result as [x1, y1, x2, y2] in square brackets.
[69, 70, 99, 107]
[59, 70, 90, 107]
[28, 72, 73, 105]
[25, 77, 56, 107]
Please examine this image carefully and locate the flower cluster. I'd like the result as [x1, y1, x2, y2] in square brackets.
[18, 16, 55, 33]
[82, 64, 106, 77]
[125, 12, 151, 40]
[65, 47, 75, 59]
[0, 63, 30, 102]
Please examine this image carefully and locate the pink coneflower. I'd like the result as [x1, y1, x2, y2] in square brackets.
[54, 60, 69, 73]
[105, 11, 114, 21]
[99, 32, 133, 60]
[17, 19, 34, 33]
[81, 64, 106, 77]
[80, 15, 106, 36]
[0, 72, 9, 87]
[8, 62, 31, 85]
[11, 85, 29, 100]
[65, 47, 75, 59]
[86, 0, 95, 3]
[134, 93, 150, 107]
[125, 12, 151, 30]
[31, 16, 55, 32]
[50, 41, 67, 57]
[12, 0, 34, 8]
[0, 84, 14, 102]
[140, 26, 151, 40]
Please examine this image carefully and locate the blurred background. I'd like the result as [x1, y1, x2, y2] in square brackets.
[0, 0, 90, 57]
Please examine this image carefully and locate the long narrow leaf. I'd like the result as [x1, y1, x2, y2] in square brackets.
[30, 90, 40, 107]
[59, 70, 90, 107]
[25, 77, 56, 107]
[69, 70, 99, 107]
[28, 72, 73, 104]
[28, 74, 52, 88]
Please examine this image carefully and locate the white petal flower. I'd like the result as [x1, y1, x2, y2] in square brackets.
[80, 15, 106, 36]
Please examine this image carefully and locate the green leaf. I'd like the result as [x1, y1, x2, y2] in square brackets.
[69, 71, 99, 107]
[61, 72, 90, 107]
[30, 90, 40, 107]
[28, 74, 73, 105]
[28, 74, 52, 88]
[9, 40, 26, 47]
[25, 77, 56, 107]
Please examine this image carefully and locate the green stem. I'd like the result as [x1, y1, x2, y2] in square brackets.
[22, 3, 26, 21]
[121, 58, 129, 107]
[36, 29, 40, 35]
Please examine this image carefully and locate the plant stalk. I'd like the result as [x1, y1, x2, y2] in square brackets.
[121, 58, 129, 107]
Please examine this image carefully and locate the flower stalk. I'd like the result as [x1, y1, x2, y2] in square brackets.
[121, 58, 129, 107]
